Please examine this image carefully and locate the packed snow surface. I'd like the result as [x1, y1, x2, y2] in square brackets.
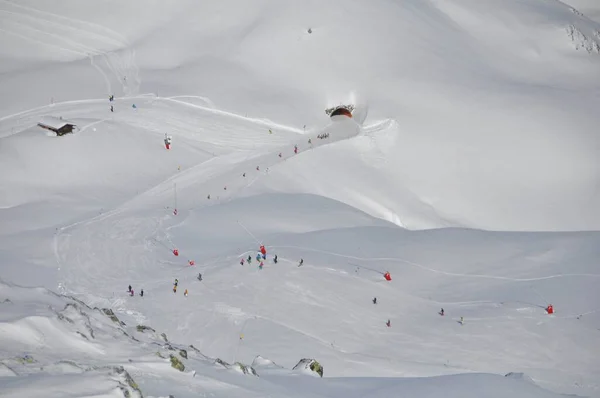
[1, 1, 599, 397]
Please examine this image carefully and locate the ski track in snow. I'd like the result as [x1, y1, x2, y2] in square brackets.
[3, 2, 600, 395]
[53, 101, 381, 306]
[270, 245, 600, 282]
[0, 0, 140, 96]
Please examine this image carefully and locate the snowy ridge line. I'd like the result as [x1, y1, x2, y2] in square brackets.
[270, 245, 600, 282]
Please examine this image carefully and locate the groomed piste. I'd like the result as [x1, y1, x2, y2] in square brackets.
[1, 1, 599, 397]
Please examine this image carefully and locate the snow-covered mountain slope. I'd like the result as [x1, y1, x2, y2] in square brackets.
[1, 1, 600, 397]
[0, 281, 582, 398]
[1, 0, 599, 231]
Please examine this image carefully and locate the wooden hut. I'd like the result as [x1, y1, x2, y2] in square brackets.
[38, 116, 76, 136]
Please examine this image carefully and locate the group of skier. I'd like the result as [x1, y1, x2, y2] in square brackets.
[127, 285, 143, 297]
[172, 278, 188, 296]
[238, 245, 306, 271]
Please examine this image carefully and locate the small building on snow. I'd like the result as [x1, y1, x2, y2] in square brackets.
[38, 116, 76, 136]
[325, 104, 354, 119]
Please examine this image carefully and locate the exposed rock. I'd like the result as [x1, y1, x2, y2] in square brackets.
[55, 311, 74, 323]
[15, 355, 35, 364]
[161, 333, 168, 342]
[102, 308, 125, 325]
[234, 362, 258, 376]
[187, 345, 210, 360]
[170, 355, 185, 372]
[76, 331, 89, 340]
[114, 366, 142, 396]
[136, 325, 156, 333]
[293, 358, 323, 378]
[214, 358, 230, 368]
[179, 349, 187, 359]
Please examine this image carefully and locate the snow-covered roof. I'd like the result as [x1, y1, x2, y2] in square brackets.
[38, 116, 75, 130]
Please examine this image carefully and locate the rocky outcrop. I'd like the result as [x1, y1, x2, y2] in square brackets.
[293, 358, 323, 378]
[101, 308, 125, 325]
[136, 325, 156, 333]
[113, 366, 143, 398]
[169, 355, 185, 372]
[233, 362, 258, 376]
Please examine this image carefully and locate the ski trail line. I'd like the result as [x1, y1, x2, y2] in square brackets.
[269, 245, 600, 282]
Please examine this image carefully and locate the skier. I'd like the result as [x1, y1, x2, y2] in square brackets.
[174, 279, 179, 287]
[298, 258, 304, 267]
[273, 255, 278, 264]
[256, 253, 262, 262]
[130, 289, 134, 297]
[308, 138, 312, 145]
[440, 308, 444, 316]
[110, 105, 114, 112]
[247, 255, 252, 263]
[373, 297, 377, 304]
[278, 152, 282, 158]
[256, 166, 260, 171]
[207, 194, 211, 200]
[173, 285, 177, 293]
[140, 289, 144, 297]
[240, 258, 245, 266]
[224, 186, 227, 190]
[459, 316, 464, 325]
[294, 145, 298, 154]
[128, 285, 132, 293]
[386, 319, 391, 327]
[184, 289, 188, 297]
[197, 273, 202, 281]
[243, 173, 246, 177]
[259, 262, 263, 270]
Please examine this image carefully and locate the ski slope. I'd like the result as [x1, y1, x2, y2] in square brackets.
[1, 1, 600, 397]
